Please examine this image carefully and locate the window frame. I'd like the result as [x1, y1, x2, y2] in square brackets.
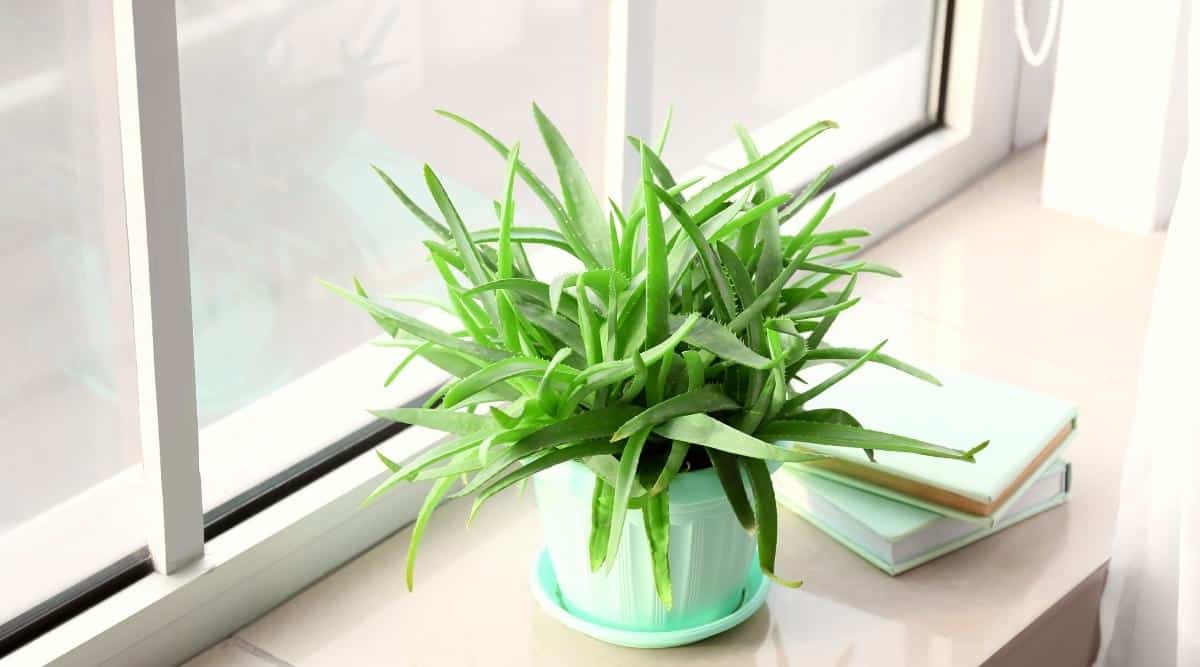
[4, 1, 1040, 664]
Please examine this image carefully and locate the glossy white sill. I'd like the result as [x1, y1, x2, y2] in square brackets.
[187, 145, 1165, 666]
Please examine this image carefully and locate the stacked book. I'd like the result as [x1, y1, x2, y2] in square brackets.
[773, 365, 1077, 575]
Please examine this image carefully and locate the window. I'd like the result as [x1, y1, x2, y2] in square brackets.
[172, 0, 611, 511]
[650, 0, 944, 186]
[5, 1, 1036, 663]
[0, 0, 149, 644]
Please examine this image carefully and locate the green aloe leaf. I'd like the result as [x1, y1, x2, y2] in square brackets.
[384, 430, 494, 484]
[785, 193, 836, 257]
[615, 281, 647, 358]
[643, 147, 670, 348]
[791, 340, 884, 405]
[707, 449, 757, 532]
[603, 428, 650, 570]
[727, 251, 824, 335]
[738, 374, 777, 434]
[789, 408, 861, 426]
[683, 350, 707, 391]
[742, 458, 801, 587]
[733, 126, 783, 296]
[612, 386, 739, 442]
[464, 278, 580, 321]
[470, 439, 622, 522]
[376, 449, 402, 473]
[655, 414, 825, 463]
[442, 357, 576, 408]
[802, 347, 941, 385]
[756, 420, 987, 461]
[807, 228, 869, 246]
[570, 313, 700, 397]
[383, 341, 431, 387]
[648, 351, 677, 406]
[496, 145, 520, 279]
[576, 274, 603, 366]
[424, 167, 493, 292]
[548, 273, 572, 317]
[840, 260, 903, 278]
[512, 301, 587, 357]
[787, 296, 861, 323]
[628, 136, 679, 190]
[809, 245, 860, 262]
[323, 281, 506, 362]
[713, 242, 764, 362]
[785, 407, 865, 457]
[709, 193, 792, 244]
[364, 433, 486, 504]
[404, 347, 519, 401]
[532, 103, 612, 266]
[435, 109, 598, 268]
[654, 105, 674, 153]
[619, 350, 649, 403]
[537, 347, 574, 414]
[807, 274, 857, 350]
[685, 120, 835, 222]
[649, 184, 738, 321]
[493, 146, 525, 352]
[453, 404, 642, 498]
[649, 441, 690, 495]
[642, 491, 672, 608]
[469, 226, 574, 253]
[589, 478, 615, 571]
[371, 165, 451, 240]
[403, 475, 457, 591]
[370, 407, 494, 435]
[664, 189, 751, 291]
[351, 278, 403, 341]
[779, 165, 834, 224]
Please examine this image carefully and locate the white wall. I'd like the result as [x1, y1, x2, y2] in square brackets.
[1043, 0, 1190, 234]
[1013, 0, 1061, 149]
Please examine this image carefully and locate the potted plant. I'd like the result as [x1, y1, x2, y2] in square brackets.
[326, 106, 985, 646]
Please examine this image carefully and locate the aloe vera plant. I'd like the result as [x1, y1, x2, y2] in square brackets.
[328, 105, 987, 605]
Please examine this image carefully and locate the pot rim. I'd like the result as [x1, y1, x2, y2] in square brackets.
[550, 458, 732, 514]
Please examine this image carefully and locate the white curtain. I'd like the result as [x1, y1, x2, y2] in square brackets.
[1097, 3, 1200, 665]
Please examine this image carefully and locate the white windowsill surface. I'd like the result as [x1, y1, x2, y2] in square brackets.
[181, 145, 1166, 666]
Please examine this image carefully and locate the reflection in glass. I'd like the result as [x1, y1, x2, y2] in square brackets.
[175, 0, 610, 502]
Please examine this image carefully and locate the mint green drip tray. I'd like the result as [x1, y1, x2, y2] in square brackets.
[530, 548, 770, 649]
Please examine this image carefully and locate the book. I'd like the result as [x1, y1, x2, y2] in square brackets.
[793, 366, 1077, 523]
[775, 459, 1071, 575]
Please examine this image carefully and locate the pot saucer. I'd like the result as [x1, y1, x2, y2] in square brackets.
[529, 548, 770, 648]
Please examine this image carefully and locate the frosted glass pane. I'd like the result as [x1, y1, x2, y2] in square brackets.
[0, 2, 144, 626]
[652, 0, 940, 180]
[175, 0, 609, 505]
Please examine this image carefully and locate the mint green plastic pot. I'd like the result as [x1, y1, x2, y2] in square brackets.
[532, 460, 756, 632]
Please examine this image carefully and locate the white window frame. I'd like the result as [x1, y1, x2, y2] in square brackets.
[4, 2, 1041, 665]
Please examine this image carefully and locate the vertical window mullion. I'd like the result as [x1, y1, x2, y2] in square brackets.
[604, 0, 657, 207]
[112, 0, 204, 573]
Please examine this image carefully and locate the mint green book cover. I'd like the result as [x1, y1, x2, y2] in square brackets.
[775, 460, 1071, 575]
[793, 366, 1077, 524]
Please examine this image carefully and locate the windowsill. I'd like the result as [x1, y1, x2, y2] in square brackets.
[0, 329, 438, 625]
[190, 145, 1165, 666]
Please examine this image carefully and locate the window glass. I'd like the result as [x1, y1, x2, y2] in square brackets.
[651, 0, 941, 185]
[0, 1, 144, 627]
[174, 0, 610, 508]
